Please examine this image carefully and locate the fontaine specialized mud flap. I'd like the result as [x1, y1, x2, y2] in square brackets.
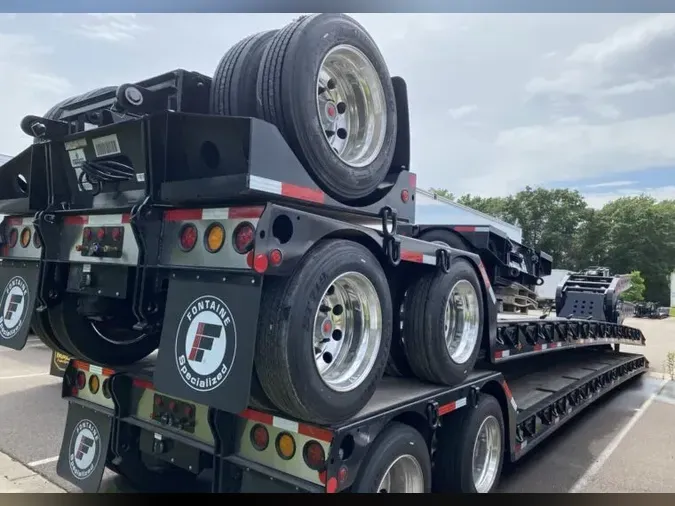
[56, 401, 113, 492]
[0, 260, 40, 350]
[153, 269, 262, 414]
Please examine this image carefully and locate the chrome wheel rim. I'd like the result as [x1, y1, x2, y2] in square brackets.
[316, 44, 387, 168]
[444, 279, 481, 364]
[472, 415, 502, 493]
[376, 454, 425, 493]
[313, 271, 382, 392]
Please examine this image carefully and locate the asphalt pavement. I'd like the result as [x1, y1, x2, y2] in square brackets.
[0, 323, 673, 493]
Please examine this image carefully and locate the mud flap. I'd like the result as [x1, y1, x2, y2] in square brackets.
[0, 261, 40, 350]
[56, 402, 112, 492]
[153, 271, 262, 415]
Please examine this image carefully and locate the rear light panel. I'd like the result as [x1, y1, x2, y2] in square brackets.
[1, 217, 41, 260]
[237, 408, 333, 488]
[160, 206, 264, 271]
[69, 360, 115, 410]
[77, 225, 125, 258]
[151, 393, 196, 433]
[62, 214, 139, 266]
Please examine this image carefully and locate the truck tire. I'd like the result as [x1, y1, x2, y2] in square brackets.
[256, 14, 397, 203]
[255, 239, 393, 424]
[31, 311, 73, 356]
[210, 30, 278, 117]
[350, 422, 431, 493]
[402, 259, 484, 386]
[47, 294, 160, 366]
[433, 394, 505, 493]
[385, 296, 413, 378]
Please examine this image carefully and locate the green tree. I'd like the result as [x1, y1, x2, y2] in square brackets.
[621, 271, 646, 302]
[429, 188, 455, 200]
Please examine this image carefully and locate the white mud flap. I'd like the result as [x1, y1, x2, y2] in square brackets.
[56, 402, 113, 492]
[0, 261, 40, 350]
[153, 271, 262, 415]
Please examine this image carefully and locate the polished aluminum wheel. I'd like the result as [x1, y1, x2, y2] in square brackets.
[313, 271, 382, 392]
[472, 415, 502, 493]
[376, 455, 425, 493]
[444, 279, 481, 364]
[316, 44, 387, 168]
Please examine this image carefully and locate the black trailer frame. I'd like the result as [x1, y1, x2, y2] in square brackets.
[54, 347, 647, 493]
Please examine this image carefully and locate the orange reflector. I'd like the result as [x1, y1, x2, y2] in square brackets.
[276, 432, 296, 460]
[88, 374, 100, 394]
[205, 223, 225, 253]
[20, 228, 31, 248]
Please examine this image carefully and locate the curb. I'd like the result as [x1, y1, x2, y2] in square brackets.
[0, 452, 65, 493]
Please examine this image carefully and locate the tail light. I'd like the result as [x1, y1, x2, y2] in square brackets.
[20, 228, 31, 248]
[96, 228, 105, 240]
[233, 222, 255, 254]
[205, 223, 225, 253]
[179, 223, 198, 252]
[8, 228, 18, 248]
[111, 227, 122, 241]
[76, 371, 86, 390]
[275, 432, 296, 460]
[102, 378, 112, 399]
[250, 424, 269, 451]
[269, 249, 283, 266]
[33, 232, 41, 249]
[303, 441, 325, 471]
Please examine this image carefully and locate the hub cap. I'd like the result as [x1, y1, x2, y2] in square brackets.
[472, 415, 502, 493]
[316, 44, 387, 168]
[313, 271, 382, 392]
[376, 455, 425, 493]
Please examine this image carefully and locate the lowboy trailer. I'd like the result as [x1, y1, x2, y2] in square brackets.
[0, 13, 647, 493]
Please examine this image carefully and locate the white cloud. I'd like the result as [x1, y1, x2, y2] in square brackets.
[583, 185, 675, 208]
[0, 30, 72, 156]
[585, 180, 636, 188]
[447, 105, 478, 120]
[75, 14, 150, 43]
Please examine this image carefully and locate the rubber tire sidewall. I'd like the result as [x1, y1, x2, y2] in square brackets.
[350, 422, 431, 493]
[48, 294, 159, 366]
[255, 239, 393, 424]
[403, 258, 484, 386]
[434, 395, 505, 493]
[258, 14, 397, 202]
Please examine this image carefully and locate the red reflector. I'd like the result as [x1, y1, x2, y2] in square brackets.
[246, 250, 254, 268]
[233, 223, 255, 254]
[326, 477, 338, 494]
[253, 253, 268, 273]
[179, 224, 198, 252]
[338, 466, 348, 483]
[251, 424, 269, 451]
[269, 249, 283, 266]
[401, 189, 409, 202]
[303, 441, 325, 471]
[111, 227, 122, 241]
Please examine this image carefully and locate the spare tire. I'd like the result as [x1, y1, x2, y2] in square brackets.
[257, 14, 397, 203]
[210, 30, 278, 117]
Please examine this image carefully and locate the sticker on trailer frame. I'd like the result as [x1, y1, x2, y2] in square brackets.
[67, 419, 102, 481]
[92, 134, 121, 157]
[0, 276, 29, 340]
[174, 295, 238, 392]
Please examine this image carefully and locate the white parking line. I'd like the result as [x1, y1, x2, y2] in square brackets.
[27, 456, 59, 467]
[0, 373, 48, 380]
[569, 378, 669, 493]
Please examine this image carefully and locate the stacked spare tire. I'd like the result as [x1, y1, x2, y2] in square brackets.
[14, 14, 487, 425]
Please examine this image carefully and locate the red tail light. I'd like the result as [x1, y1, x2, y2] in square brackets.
[303, 441, 325, 471]
[179, 223, 198, 252]
[251, 424, 269, 451]
[8, 228, 18, 248]
[269, 249, 283, 266]
[33, 232, 41, 249]
[76, 371, 86, 390]
[96, 228, 105, 240]
[233, 222, 255, 254]
[111, 227, 122, 241]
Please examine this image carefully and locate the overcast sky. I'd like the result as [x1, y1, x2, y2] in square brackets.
[1, 13, 674, 207]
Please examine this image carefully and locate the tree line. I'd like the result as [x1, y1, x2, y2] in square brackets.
[429, 186, 675, 305]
